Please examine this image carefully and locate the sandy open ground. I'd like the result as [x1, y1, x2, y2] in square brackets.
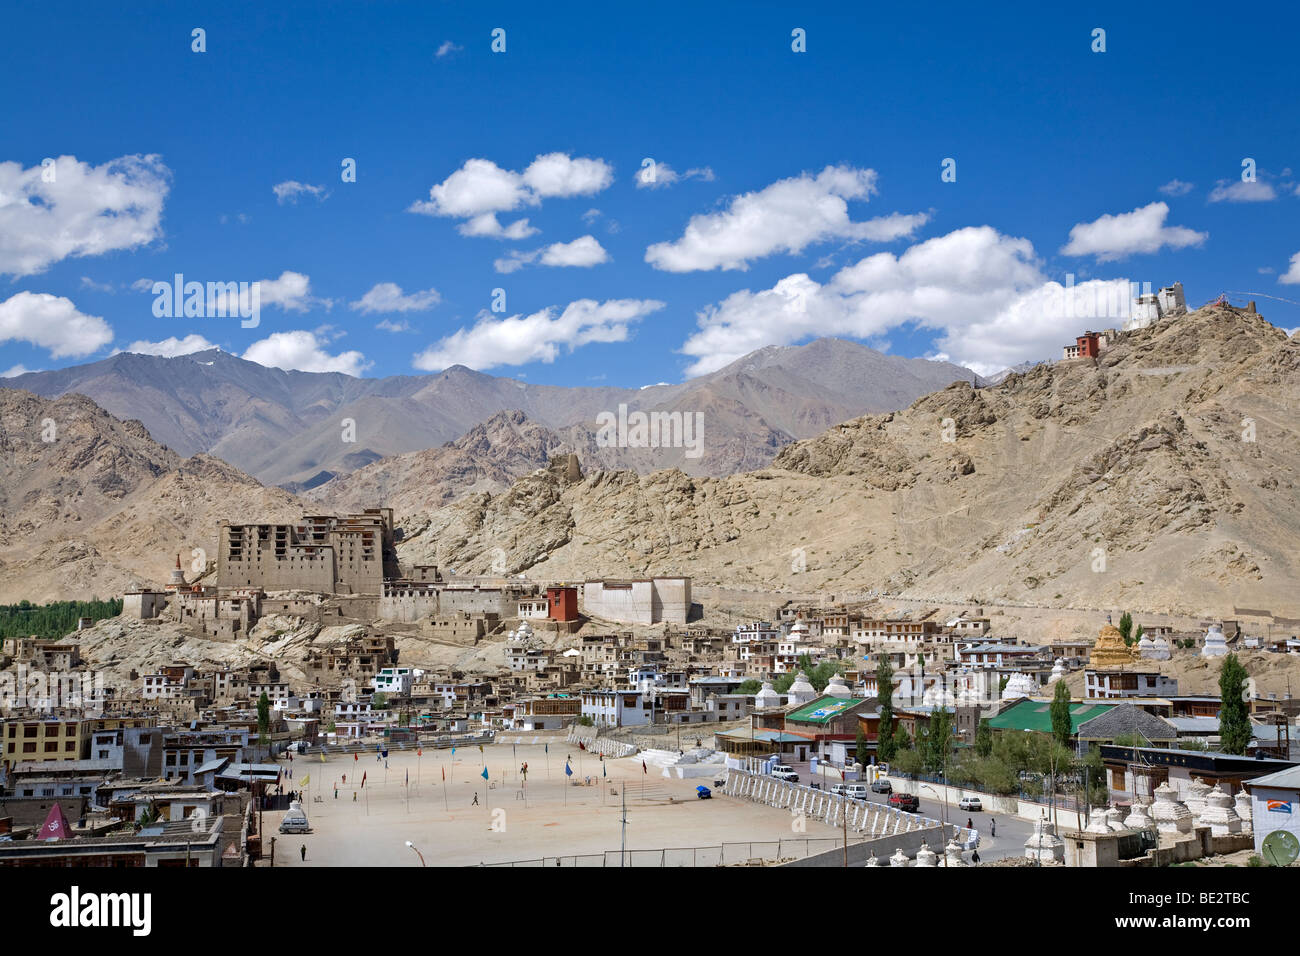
[265, 741, 854, 867]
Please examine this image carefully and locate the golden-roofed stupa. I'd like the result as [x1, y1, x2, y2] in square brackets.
[1091, 623, 1139, 669]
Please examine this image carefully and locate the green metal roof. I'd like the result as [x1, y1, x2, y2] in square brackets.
[785, 695, 865, 724]
[985, 699, 1115, 734]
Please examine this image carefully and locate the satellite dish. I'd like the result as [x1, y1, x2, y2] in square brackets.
[1261, 829, 1300, 867]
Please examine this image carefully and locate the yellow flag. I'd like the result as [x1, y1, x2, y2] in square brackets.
[319, 753, 326, 763]
[301, 775, 310, 786]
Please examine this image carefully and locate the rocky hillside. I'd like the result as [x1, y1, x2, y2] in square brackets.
[0, 388, 303, 602]
[307, 409, 573, 517]
[391, 306, 1300, 619]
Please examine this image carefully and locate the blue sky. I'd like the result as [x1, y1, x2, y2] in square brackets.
[2, 1, 1299, 384]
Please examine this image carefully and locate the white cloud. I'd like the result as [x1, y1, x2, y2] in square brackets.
[0, 291, 113, 359]
[582, 208, 602, 224]
[408, 153, 613, 239]
[635, 162, 716, 190]
[494, 235, 609, 273]
[0, 154, 170, 277]
[273, 181, 329, 204]
[413, 298, 664, 371]
[1280, 252, 1300, 285]
[1, 364, 39, 377]
[121, 334, 217, 357]
[243, 330, 370, 376]
[79, 276, 116, 293]
[216, 270, 331, 312]
[1208, 179, 1277, 203]
[435, 41, 462, 57]
[645, 165, 927, 272]
[350, 282, 441, 314]
[376, 318, 412, 333]
[679, 225, 1136, 378]
[1158, 179, 1194, 197]
[1061, 201, 1207, 262]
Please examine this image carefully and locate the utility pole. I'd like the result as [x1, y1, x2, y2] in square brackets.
[619, 787, 628, 867]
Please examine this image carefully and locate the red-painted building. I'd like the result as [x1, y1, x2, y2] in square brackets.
[547, 586, 579, 622]
[1076, 331, 1101, 358]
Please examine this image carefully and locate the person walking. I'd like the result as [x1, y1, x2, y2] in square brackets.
[300, 844, 306, 862]
[971, 848, 981, 864]
[472, 792, 479, 806]
[966, 817, 973, 830]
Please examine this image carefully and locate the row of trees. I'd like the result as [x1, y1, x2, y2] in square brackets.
[0, 599, 123, 646]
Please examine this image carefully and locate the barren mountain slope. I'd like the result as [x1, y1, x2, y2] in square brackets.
[0, 388, 303, 602]
[392, 306, 1300, 618]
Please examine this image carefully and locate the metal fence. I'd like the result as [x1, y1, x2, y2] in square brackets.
[478, 837, 847, 867]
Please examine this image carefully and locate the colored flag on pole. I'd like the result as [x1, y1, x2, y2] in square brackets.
[481, 766, 489, 781]
[301, 775, 309, 787]
[417, 747, 423, 757]
[405, 769, 409, 786]
[545, 743, 548, 754]
[565, 761, 573, 777]
[451, 747, 456, 758]
[319, 752, 326, 763]
[602, 762, 607, 777]
[478, 744, 484, 753]
[354, 752, 358, 761]
[642, 760, 647, 774]
[441, 766, 445, 781]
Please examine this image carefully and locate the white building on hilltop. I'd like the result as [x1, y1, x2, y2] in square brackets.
[1127, 281, 1187, 330]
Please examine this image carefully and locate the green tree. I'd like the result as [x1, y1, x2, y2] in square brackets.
[1049, 680, 1073, 749]
[876, 657, 895, 762]
[974, 718, 993, 757]
[372, 692, 389, 708]
[855, 725, 868, 769]
[1218, 654, 1252, 755]
[1118, 611, 1133, 645]
[918, 707, 953, 774]
[257, 691, 270, 759]
[736, 679, 761, 695]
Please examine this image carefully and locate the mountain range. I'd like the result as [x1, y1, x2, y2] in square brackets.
[4, 304, 1297, 620]
[6, 339, 976, 488]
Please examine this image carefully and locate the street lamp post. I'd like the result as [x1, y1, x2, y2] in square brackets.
[405, 841, 426, 867]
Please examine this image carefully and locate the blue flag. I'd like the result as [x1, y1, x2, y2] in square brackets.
[565, 762, 573, 777]
[481, 766, 489, 781]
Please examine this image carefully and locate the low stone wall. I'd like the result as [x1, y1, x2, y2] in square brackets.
[781, 827, 948, 867]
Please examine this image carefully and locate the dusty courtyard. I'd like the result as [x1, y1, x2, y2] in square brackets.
[266, 741, 850, 867]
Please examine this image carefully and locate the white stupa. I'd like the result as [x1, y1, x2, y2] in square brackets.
[509, 619, 533, 641]
[1201, 625, 1229, 658]
[1235, 788, 1253, 831]
[824, 674, 852, 698]
[914, 842, 937, 867]
[753, 681, 781, 709]
[787, 671, 817, 706]
[1182, 777, 1213, 821]
[1123, 799, 1154, 830]
[1047, 658, 1067, 683]
[1137, 632, 1156, 657]
[1151, 782, 1193, 834]
[1199, 789, 1243, 836]
[1104, 803, 1128, 832]
[1148, 635, 1171, 660]
[1024, 815, 1064, 862]
[788, 619, 809, 642]
[1001, 672, 1038, 700]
